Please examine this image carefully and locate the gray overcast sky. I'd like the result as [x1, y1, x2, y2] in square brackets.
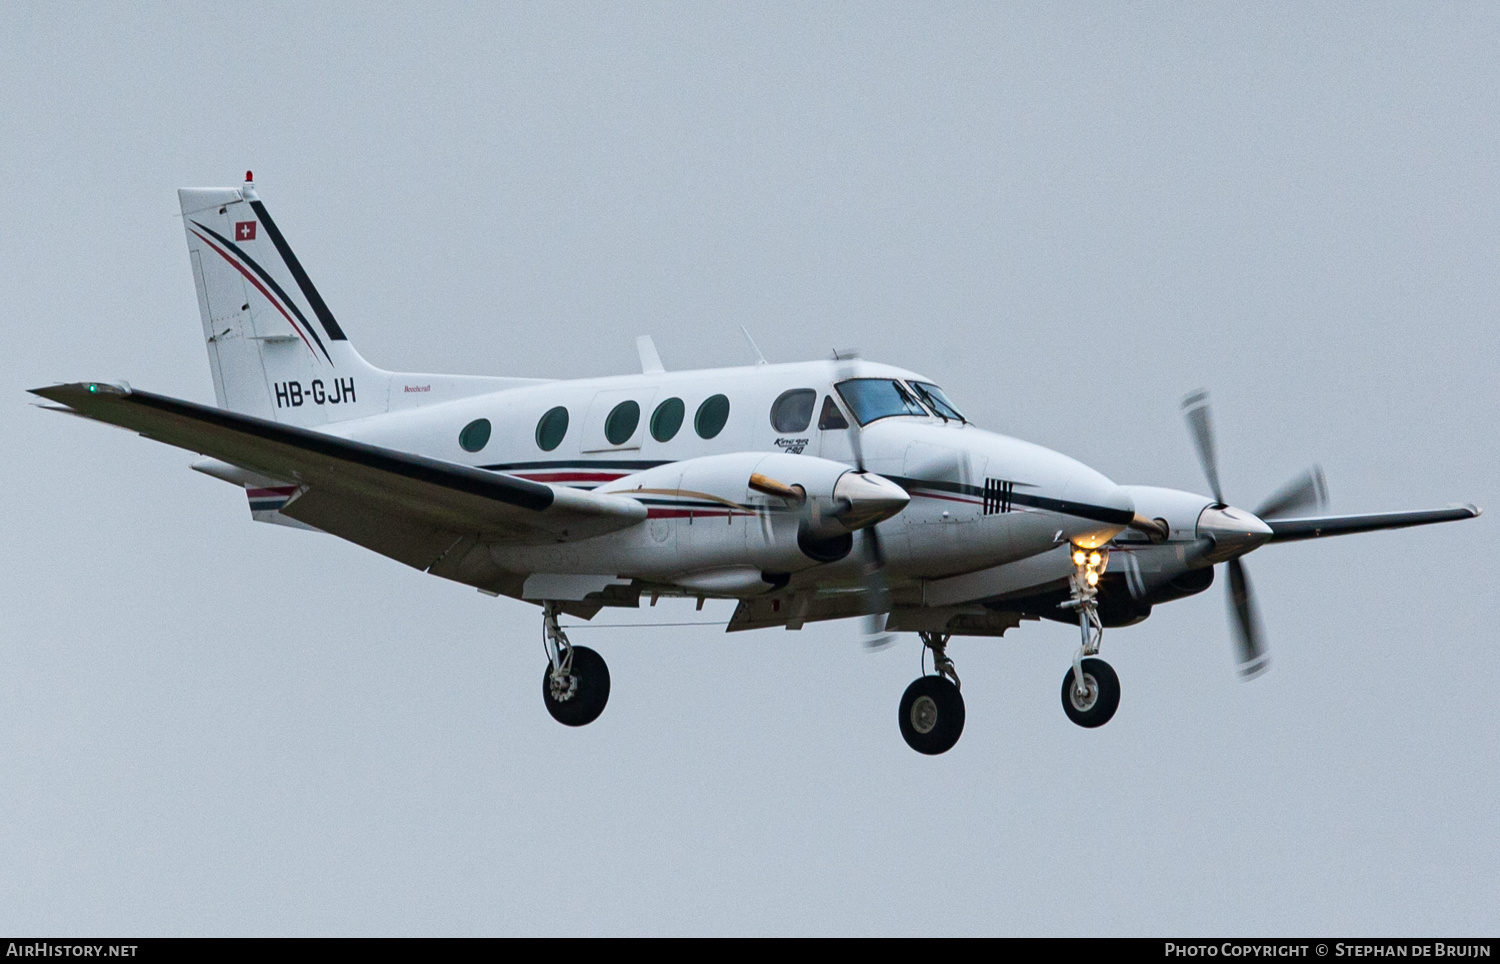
[2, 3, 1496, 936]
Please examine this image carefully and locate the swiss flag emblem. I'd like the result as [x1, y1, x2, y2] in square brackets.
[235, 221, 257, 242]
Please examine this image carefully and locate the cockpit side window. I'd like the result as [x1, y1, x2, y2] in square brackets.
[909, 382, 966, 422]
[770, 388, 817, 433]
[818, 395, 849, 431]
[834, 378, 928, 426]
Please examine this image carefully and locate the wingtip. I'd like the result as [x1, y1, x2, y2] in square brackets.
[28, 384, 67, 405]
[27, 380, 132, 405]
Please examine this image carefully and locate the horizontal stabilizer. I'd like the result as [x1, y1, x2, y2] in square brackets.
[29, 382, 647, 548]
[1266, 505, 1480, 543]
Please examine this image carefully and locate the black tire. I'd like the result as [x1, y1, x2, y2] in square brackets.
[1060, 657, 1120, 728]
[543, 645, 610, 727]
[898, 675, 965, 755]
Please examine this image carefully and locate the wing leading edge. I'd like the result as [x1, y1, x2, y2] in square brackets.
[29, 382, 648, 562]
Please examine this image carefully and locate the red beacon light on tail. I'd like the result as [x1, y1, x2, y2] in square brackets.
[245, 170, 253, 183]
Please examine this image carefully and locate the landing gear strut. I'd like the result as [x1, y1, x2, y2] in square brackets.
[541, 602, 610, 726]
[898, 632, 965, 755]
[1059, 547, 1120, 728]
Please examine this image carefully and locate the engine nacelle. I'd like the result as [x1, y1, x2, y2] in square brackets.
[597, 451, 910, 582]
[1107, 485, 1223, 609]
[1117, 485, 1215, 545]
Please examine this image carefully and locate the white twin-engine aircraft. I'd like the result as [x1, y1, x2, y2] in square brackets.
[33, 174, 1481, 754]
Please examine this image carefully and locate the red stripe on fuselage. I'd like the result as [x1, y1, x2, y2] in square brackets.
[191, 228, 321, 362]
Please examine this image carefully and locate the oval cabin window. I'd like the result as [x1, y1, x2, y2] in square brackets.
[535, 406, 569, 451]
[695, 394, 731, 439]
[769, 389, 816, 433]
[459, 418, 491, 453]
[651, 397, 685, 442]
[605, 400, 641, 445]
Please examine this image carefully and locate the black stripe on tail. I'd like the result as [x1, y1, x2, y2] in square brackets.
[249, 200, 348, 342]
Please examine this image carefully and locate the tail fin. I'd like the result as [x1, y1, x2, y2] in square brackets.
[179, 173, 389, 425]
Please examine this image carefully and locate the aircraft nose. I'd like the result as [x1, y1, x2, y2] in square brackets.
[1060, 464, 1136, 549]
[1197, 505, 1273, 563]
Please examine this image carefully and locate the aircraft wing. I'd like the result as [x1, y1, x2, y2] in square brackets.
[1265, 505, 1481, 542]
[29, 383, 648, 565]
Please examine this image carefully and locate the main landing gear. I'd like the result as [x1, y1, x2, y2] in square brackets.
[541, 602, 610, 726]
[1059, 546, 1120, 728]
[899, 633, 965, 755]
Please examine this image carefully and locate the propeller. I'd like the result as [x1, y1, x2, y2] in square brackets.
[833, 354, 897, 649]
[1253, 466, 1328, 521]
[746, 454, 905, 650]
[1225, 557, 1267, 678]
[1178, 390, 1327, 679]
[1181, 389, 1224, 504]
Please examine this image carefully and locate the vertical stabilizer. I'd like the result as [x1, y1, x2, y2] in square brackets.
[179, 173, 389, 426]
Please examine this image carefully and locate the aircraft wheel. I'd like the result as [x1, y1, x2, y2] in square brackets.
[898, 675, 965, 755]
[543, 645, 610, 726]
[1061, 657, 1120, 728]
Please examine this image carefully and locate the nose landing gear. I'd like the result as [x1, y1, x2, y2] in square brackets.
[1059, 547, 1121, 728]
[541, 601, 610, 726]
[898, 633, 965, 755]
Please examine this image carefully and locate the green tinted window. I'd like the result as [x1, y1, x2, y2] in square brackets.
[459, 418, 491, 453]
[651, 397, 685, 442]
[535, 406, 569, 451]
[605, 400, 641, 445]
[695, 394, 730, 439]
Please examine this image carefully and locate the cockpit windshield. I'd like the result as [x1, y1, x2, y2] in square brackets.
[835, 378, 929, 426]
[909, 382, 965, 422]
